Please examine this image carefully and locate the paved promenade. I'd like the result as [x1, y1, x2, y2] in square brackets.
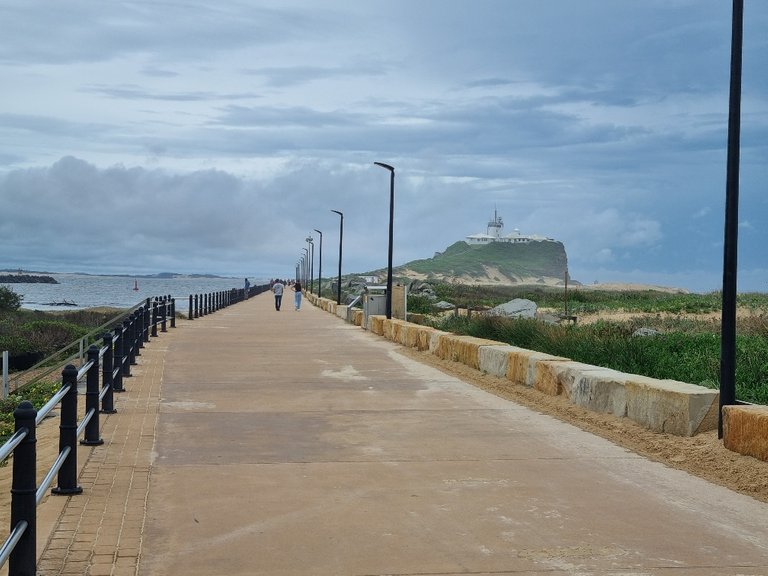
[33, 292, 768, 575]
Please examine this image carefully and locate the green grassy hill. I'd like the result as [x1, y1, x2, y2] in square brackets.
[395, 240, 568, 284]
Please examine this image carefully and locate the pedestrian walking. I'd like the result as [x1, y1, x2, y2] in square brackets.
[293, 281, 302, 310]
[272, 280, 285, 311]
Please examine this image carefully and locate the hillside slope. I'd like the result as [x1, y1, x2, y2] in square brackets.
[395, 240, 569, 285]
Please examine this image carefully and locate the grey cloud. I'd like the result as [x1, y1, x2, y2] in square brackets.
[81, 84, 260, 102]
[242, 64, 388, 88]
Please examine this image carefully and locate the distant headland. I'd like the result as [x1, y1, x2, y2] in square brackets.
[0, 273, 58, 284]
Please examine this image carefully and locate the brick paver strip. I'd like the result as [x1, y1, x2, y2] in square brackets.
[35, 337, 167, 576]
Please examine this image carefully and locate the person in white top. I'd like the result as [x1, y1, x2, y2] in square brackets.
[271, 281, 285, 311]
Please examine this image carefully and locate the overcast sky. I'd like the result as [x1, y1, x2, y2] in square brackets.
[1, 1, 766, 292]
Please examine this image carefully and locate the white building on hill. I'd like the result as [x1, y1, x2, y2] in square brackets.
[465, 209, 555, 245]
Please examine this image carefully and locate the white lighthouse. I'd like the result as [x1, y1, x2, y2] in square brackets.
[466, 209, 555, 245]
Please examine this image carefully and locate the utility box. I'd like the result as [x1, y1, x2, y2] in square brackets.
[362, 285, 387, 329]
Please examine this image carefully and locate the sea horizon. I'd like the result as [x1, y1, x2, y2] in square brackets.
[1, 272, 273, 311]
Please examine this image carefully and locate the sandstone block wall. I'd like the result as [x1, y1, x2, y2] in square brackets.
[309, 299, 728, 439]
[722, 405, 768, 462]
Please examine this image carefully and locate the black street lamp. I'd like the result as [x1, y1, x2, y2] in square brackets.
[313, 228, 323, 297]
[374, 161, 395, 319]
[331, 210, 343, 305]
[306, 236, 314, 294]
[301, 248, 308, 288]
[719, 0, 744, 438]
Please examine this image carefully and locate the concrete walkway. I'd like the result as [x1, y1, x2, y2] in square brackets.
[35, 292, 768, 575]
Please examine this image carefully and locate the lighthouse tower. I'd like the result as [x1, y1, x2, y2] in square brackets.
[486, 208, 504, 239]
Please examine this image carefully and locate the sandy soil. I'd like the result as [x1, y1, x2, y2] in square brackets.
[397, 346, 768, 504]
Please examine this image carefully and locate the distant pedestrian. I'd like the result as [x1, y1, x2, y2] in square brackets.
[244, 278, 250, 299]
[272, 280, 285, 311]
[293, 281, 302, 310]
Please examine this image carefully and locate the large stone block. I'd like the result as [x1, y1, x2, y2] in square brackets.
[625, 376, 719, 436]
[351, 310, 364, 326]
[548, 364, 629, 416]
[478, 345, 525, 379]
[432, 335, 506, 370]
[336, 304, 348, 320]
[383, 319, 408, 342]
[428, 330, 451, 353]
[368, 315, 386, 335]
[534, 360, 600, 397]
[410, 326, 438, 351]
[506, 350, 569, 387]
[723, 405, 768, 461]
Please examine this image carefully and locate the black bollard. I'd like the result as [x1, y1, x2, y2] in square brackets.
[82, 345, 103, 446]
[151, 299, 159, 337]
[101, 332, 117, 413]
[9, 400, 37, 576]
[113, 326, 125, 391]
[52, 365, 83, 495]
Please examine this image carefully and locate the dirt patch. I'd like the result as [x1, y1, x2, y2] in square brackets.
[397, 346, 768, 503]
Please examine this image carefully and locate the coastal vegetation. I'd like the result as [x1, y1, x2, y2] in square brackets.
[409, 283, 768, 405]
[1, 286, 127, 439]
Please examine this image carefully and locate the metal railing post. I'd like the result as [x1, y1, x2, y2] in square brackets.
[161, 296, 168, 332]
[128, 313, 138, 366]
[136, 304, 145, 350]
[151, 299, 159, 337]
[82, 345, 103, 446]
[194, 294, 199, 318]
[188, 295, 193, 320]
[171, 297, 176, 328]
[113, 326, 125, 392]
[9, 400, 37, 576]
[101, 332, 116, 413]
[122, 320, 132, 378]
[144, 299, 151, 343]
[52, 365, 83, 495]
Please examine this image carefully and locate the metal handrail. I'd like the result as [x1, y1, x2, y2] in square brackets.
[36, 446, 71, 505]
[35, 385, 71, 426]
[0, 522, 28, 568]
[76, 408, 96, 438]
[0, 428, 28, 463]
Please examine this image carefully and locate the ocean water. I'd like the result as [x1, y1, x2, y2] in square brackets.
[1, 273, 270, 311]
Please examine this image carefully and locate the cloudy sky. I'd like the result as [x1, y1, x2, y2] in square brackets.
[1, 1, 766, 292]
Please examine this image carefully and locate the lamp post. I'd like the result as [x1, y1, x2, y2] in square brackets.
[719, 0, 744, 438]
[301, 248, 308, 288]
[313, 229, 323, 297]
[331, 210, 343, 305]
[374, 161, 395, 319]
[306, 236, 314, 294]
